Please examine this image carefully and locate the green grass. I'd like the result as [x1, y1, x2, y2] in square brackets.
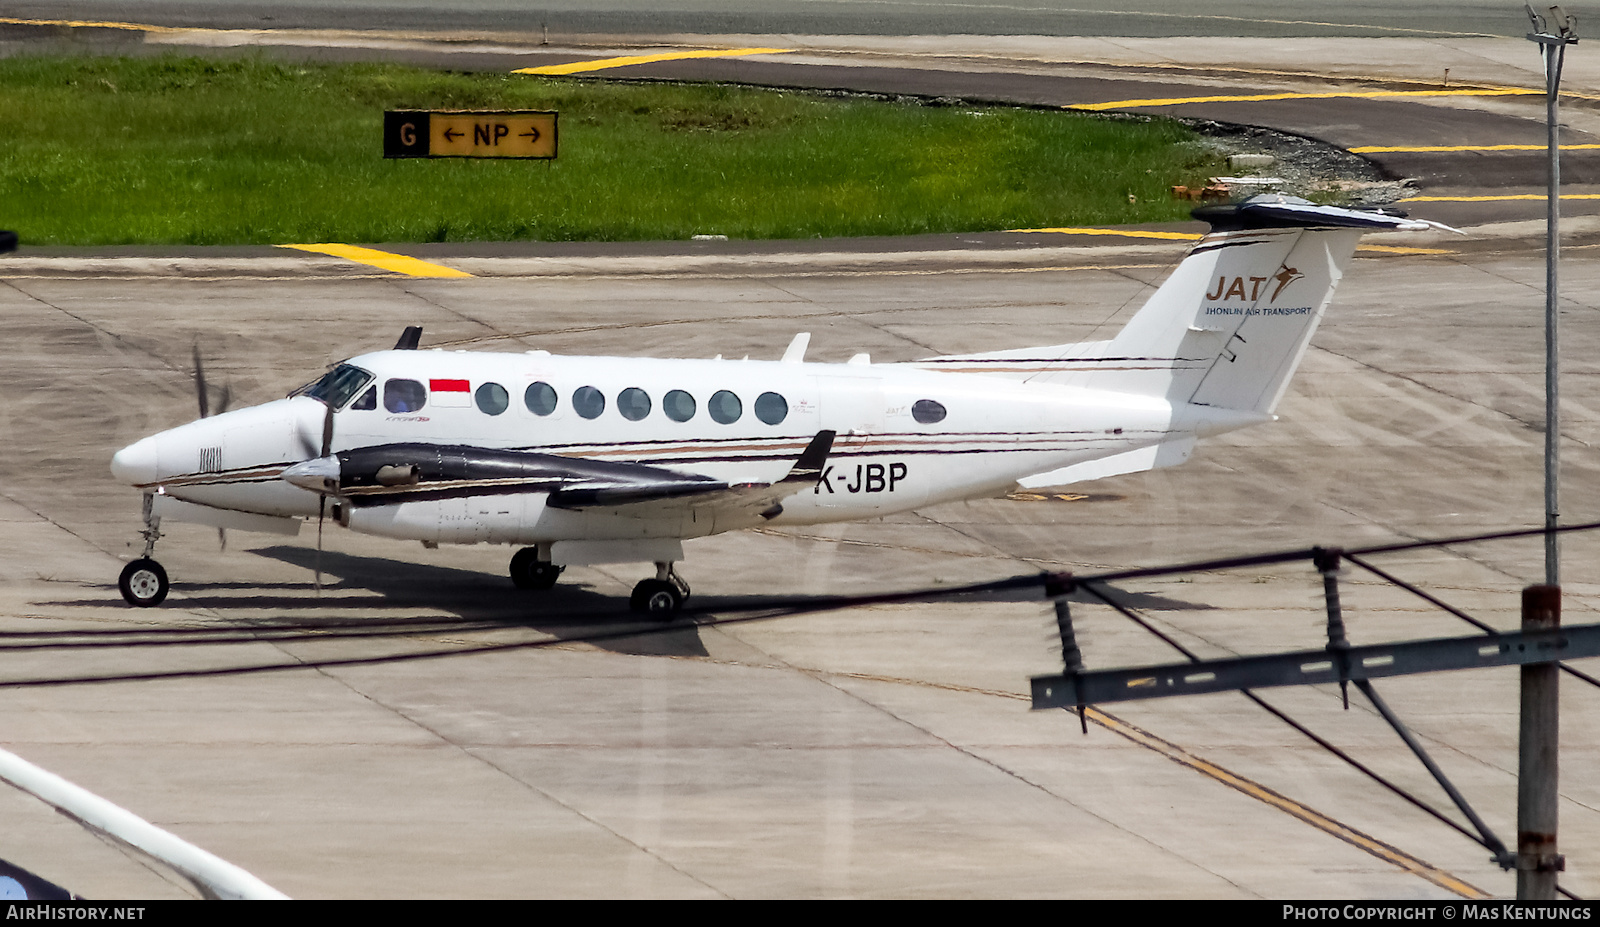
[0, 55, 1224, 245]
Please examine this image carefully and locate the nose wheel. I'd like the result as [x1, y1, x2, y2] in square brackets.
[119, 558, 169, 607]
[630, 562, 689, 618]
[119, 493, 170, 607]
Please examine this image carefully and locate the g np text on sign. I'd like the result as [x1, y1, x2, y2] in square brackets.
[384, 111, 558, 159]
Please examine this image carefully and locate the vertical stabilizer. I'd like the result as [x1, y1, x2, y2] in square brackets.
[1039, 198, 1442, 414]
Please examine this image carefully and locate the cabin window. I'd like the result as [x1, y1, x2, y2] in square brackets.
[755, 392, 788, 425]
[912, 399, 947, 424]
[663, 389, 696, 422]
[617, 387, 651, 422]
[476, 382, 509, 416]
[294, 363, 374, 410]
[351, 386, 377, 411]
[525, 381, 557, 416]
[572, 385, 606, 420]
[384, 379, 427, 413]
[709, 390, 742, 424]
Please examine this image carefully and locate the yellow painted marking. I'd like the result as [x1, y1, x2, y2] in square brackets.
[1355, 245, 1454, 255]
[1070, 87, 1539, 112]
[514, 48, 788, 76]
[0, 16, 188, 33]
[1353, 143, 1600, 153]
[1085, 708, 1491, 899]
[810, 665, 1489, 898]
[1402, 193, 1600, 202]
[278, 244, 472, 278]
[1011, 227, 1201, 241]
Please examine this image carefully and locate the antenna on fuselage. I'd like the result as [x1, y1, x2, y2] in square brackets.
[394, 326, 423, 350]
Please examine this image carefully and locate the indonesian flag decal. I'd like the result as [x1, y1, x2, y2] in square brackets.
[429, 378, 472, 407]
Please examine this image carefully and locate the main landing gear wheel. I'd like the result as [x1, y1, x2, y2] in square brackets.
[509, 547, 563, 590]
[630, 562, 690, 618]
[119, 558, 169, 607]
[630, 579, 682, 616]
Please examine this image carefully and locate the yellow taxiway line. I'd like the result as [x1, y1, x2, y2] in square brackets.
[1354, 143, 1600, 153]
[279, 244, 472, 278]
[816, 664, 1489, 898]
[1401, 194, 1600, 202]
[514, 48, 788, 76]
[1010, 226, 1202, 240]
[1070, 87, 1540, 112]
[1087, 708, 1491, 899]
[0, 16, 189, 33]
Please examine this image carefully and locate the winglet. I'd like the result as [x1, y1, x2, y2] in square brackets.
[394, 326, 423, 350]
[782, 430, 835, 483]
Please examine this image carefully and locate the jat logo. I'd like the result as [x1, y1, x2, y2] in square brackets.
[1207, 265, 1304, 302]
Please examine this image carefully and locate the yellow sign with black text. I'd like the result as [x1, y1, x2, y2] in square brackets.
[384, 111, 558, 160]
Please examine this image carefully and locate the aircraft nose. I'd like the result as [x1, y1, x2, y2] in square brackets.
[110, 437, 159, 485]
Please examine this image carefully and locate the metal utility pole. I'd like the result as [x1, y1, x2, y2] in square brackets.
[1527, 5, 1578, 586]
[1517, 585, 1563, 901]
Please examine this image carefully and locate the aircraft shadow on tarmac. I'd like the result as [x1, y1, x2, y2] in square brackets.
[242, 547, 1216, 642]
[250, 545, 716, 657]
[50, 546, 1212, 662]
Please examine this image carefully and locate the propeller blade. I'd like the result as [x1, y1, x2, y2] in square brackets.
[315, 496, 325, 593]
[320, 402, 334, 459]
[293, 415, 319, 461]
[192, 343, 209, 419]
[317, 403, 335, 592]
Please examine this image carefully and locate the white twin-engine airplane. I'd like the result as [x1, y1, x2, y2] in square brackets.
[109, 197, 1444, 614]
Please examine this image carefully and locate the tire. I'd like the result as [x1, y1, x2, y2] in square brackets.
[629, 579, 682, 617]
[510, 548, 538, 588]
[510, 548, 562, 590]
[119, 558, 169, 607]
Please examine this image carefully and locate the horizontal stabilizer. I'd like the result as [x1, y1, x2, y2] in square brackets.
[1193, 197, 1457, 233]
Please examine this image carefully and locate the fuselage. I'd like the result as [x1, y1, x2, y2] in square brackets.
[111, 347, 1226, 545]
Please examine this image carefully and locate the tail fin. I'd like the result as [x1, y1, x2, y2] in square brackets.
[1046, 198, 1443, 414]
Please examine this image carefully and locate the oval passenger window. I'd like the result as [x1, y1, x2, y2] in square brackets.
[755, 392, 788, 425]
[525, 381, 557, 416]
[476, 383, 509, 416]
[663, 389, 696, 422]
[912, 399, 947, 424]
[618, 387, 652, 421]
[572, 386, 606, 420]
[709, 390, 742, 424]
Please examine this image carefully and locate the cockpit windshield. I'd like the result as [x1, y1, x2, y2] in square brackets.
[291, 364, 375, 410]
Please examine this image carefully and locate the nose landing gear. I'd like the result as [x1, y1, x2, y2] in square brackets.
[630, 562, 689, 618]
[119, 494, 170, 607]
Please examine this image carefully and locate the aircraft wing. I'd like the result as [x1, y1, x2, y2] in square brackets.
[547, 430, 835, 521]
[284, 432, 836, 522]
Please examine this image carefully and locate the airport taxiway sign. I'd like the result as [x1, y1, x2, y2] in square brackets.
[384, 111, 558, 159]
